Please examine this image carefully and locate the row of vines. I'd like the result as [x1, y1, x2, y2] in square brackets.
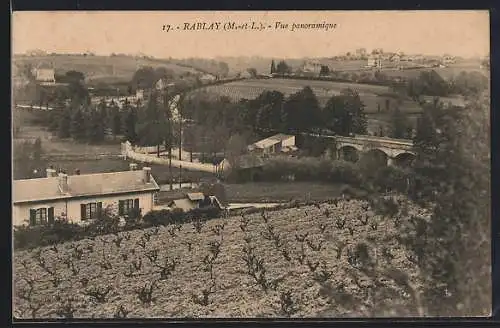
[14, 196, 431, 318]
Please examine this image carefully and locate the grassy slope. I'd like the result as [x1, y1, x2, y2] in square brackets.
[12, 55, 201, 84]
[13, 197, 430, 318]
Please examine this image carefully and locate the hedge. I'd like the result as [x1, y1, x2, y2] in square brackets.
[13, 206, 222, 250]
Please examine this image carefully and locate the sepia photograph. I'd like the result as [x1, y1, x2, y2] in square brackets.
[11, 10, 491, 319]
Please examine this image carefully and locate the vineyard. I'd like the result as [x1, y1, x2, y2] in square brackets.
[13, 196, 432, 318]
[191, 78, 421, 113]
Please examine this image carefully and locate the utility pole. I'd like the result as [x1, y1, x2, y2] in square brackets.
[164, 92, 173, 191]
[179, 164, 182, 189]
[178, 94, 183, 161]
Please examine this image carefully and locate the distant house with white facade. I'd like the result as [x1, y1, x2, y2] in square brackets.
[32, 68, 56, 84]
[199, 73, 217, 83]
[136, 89, 145, 101]
[367, 55, 382, 69]
[248, 134, 297, 155]
[442, 55, 456, 65]
[302, 61, 322, 74]
[12, 165, 160, 227]
[155, 78, 175, 91]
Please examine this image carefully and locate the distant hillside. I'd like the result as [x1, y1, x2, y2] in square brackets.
[215, 56, 307, 75]
[215, 56, 487, 80]
[12, 54, 202, 85]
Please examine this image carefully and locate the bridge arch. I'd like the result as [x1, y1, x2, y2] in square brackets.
[361, 148, 389, 167]
[393, 152, 416, 167]
[339, 145, 359, 162]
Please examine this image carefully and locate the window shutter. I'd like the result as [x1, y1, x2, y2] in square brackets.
[97, 202, 102, 218]
[48, 207, 55, 225]
[81, 204, 86, 220]
[118, 200, 124, 216]
[134, 198, 139, 209]
[29, 209, 36, 226]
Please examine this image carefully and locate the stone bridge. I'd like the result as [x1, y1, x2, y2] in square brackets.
[334, 135, 416, 166]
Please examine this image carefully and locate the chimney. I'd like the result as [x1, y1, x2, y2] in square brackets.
[46, 168, 57, 178]
[143, 167, 151, 183]
[58, 173, 69, 193]
[130, 163, 138, 171]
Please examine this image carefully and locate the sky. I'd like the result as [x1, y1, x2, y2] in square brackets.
[12, 11, 490, 59]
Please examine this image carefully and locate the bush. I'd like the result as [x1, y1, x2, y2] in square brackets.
[372, 166, 413, 193]
[142, 209, 173, 226]
[246, 157, 364, 187]
[13, 218, 83, 250]
[123, 208, 143, 230]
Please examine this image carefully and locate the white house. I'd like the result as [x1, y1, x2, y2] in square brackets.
[302, 61, 322, 74]
[248, 134, 297, 155]
[33, 68, 56, 84]
[12, 165, 160, 227]
[155, 78, 175, 91]
[199, 73, 217, 83]
[367, 55, 382, 69]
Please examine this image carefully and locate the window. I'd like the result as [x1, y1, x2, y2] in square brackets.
[81, 202, 102, 220]
[29, 207, 54, 226]
[119, 198, 139, 215]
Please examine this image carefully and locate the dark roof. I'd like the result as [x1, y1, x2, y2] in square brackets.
[13, 170, 160, 204]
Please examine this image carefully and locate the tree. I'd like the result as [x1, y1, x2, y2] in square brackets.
[217, 62, 229, 78]
[276, 60, 291, 75]
[450, 71, 488, 97]
[389, 107, 412, 139]
[282, 86, 322, 135]
[70, 109, 86, 141]
[63, 70, 85, 84]
[13, 140, 47, 179]
[123, 108, 138, 143]
[270, 60, 276, 74]
[411, 92, 490, 316]
[253, 91, 286, 134]
[247, 68, 258, 78]
[85, 110, 105, 143]
[135, 91, 170, 156]
[407, 70, 449, 99]
[154, 67, 175, 81]
[319, 65, 330, 76]
[225, 133, 248, 170]
[57, 109, 71, 138]
[131, 66, 157, 91]
[322, 88, 367, 136]
[109, 103, 122, 136]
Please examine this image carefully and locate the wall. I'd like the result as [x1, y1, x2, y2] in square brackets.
[133, 145, 166, 154]
[122, 142, 217, 173]
[13, 199, 67, 227]
[12, 191, 155, 227]
[282, 136, 295, 148]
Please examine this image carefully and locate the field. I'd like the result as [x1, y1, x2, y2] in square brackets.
[382, 62, 488, 80]
[12, 55, 201, 84]
[191, 78, 422, 115]
[224, 182, 351, 203]
[13, 196, 431, 318]
[155, 182, 351, 205]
